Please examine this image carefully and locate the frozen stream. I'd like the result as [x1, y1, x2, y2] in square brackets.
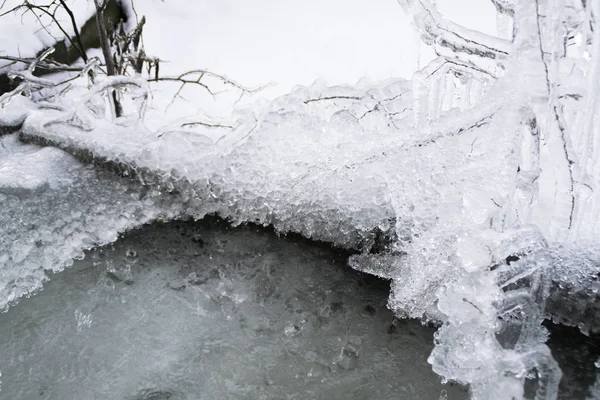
[0, 218, 468, 400]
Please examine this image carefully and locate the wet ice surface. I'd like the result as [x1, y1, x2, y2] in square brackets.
[0, 219, 468, 400]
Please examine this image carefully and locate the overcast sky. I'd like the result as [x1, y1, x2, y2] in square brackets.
[0, 0, 498, 104]
[138, 0, 498, 98]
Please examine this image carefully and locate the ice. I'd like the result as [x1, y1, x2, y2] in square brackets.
[16, 29, 600, 395]
[0, 96, 37, 129]
[0, 220, 469, 400]
[2, 0, 600, 398]
[0, 133, 185, 311]
[20, 77, 415, 250]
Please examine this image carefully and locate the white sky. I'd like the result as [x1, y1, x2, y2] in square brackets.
[138, 0, 415, 98]
[0, 0, 497, 103]
[136, 0, 497, 99]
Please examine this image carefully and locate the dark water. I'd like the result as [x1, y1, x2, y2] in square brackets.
[546, 322, 600, 400]
[0, 218, 468, 400]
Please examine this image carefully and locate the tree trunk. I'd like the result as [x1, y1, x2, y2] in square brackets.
[94, 0, 122, 117]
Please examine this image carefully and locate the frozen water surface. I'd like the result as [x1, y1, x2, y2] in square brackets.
[0, 219, 468, 400]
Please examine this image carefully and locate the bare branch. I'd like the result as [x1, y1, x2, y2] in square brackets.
[15, 1, 87, 62]
[148, 69, 270, 94]
[0, 55, 91, 72]
[57, 0, 87, 62]
[148, 69, 270, 109]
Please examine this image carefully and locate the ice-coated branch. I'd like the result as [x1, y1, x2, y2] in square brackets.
[0, 48, 56, 105]
[490, 0, 515, 16]
[0, 55, 89, 72]
[46, 75, 149, 130]
[148, 69, 271, 110]
[0, 52, 100, 107]
[148, 69, 270, 95]
[398, 0, 511, 60]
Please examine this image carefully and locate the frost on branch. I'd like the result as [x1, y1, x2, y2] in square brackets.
[45, 75, 149, 131]
[397, 0, 511, 74]
[412, 56, 495, 128]
[388, 0, 600, 399]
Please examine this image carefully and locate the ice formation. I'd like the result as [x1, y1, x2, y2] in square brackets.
[0, 132, 184, 311]
[1, 0, 600, 398]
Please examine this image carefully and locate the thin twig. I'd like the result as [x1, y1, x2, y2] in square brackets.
[303, 95, 361, 104]
[180, 121, 234, 129]
[0, 55, 88, 71]
[57, 0, 87, 62]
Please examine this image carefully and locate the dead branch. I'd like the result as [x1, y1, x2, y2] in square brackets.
[57, 0, 87, 62]
[94, 0, 116, 77]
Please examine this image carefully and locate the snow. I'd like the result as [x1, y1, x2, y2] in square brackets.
[0, 95, 35, 127]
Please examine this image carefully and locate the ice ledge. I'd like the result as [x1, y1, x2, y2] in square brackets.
[18, 107, 600, 334]
[19, 110, 397, 252]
